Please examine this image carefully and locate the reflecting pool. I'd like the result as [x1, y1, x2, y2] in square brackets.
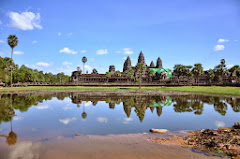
[0, 92, 239, 159]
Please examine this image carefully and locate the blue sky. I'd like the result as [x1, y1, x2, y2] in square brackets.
[0, 0, 239, 75]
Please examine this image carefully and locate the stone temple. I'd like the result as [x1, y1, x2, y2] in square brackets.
[71, 51, 172, 83]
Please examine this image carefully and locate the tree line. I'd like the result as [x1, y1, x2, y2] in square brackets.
[0, 56, 70, 85]
[173, 59, 240, 85]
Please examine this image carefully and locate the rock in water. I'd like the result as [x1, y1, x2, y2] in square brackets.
[150, 129, 169, 133]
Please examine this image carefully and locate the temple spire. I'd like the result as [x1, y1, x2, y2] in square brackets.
[156, 57, 162, 68]
[138, 51, 145, 64]
[150, 61, 155, 67]
[123, 56, 132, 72]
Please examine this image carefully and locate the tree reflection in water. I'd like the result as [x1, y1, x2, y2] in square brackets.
[7, 117, 18, 146]
[0, 92, 239, 124]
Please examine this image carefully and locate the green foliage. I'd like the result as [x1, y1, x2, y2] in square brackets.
[207, 69, 215, 80]
[136, 63, 146, 73]
[0, 56, 70, 84]
[214, 59, 228, 82]
[106, 72, 111, 78]
[148, 70, 156, 77]
[125, 69, 134, 80]
[192, 64, 203, 77]
[115, 70, 121, 77]
[82, 56, 87, 63]
[7, 35, 18, 49]
[0, 57, 16, 83]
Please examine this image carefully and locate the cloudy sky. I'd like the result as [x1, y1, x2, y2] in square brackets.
[0, 0, 239, 75]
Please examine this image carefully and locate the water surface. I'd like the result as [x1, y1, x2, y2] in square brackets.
[0, 92, 238, 159]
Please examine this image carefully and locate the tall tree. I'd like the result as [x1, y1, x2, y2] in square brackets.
[77, 66, 81, 72]
[115, 71, 121, 77]
[173, 64, 185, 84]
[106, 72, 111, 82]
[148, 70, 155, 82]
[136, 63, 146, 89]
[192, 63, 203, 85]
[229, 65, 240, 84]
[82, 57, 87, 74]
[207, 69, 215, 84]
[184, 65, 193, 86]
[125, 69, 134, 82]
[7, 35, 18, 87]
[214, 59, 228, 84]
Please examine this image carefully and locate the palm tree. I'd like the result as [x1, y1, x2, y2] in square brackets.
[136, 63, 146, 89]
[82, 102, 87, 119]
[125, 69, 134, 82]
[106, 72, 111, 82]
[207, 69, 215, 84]
[8, 35, 18, 87]
[82, 56, 87, 74]
[214, 59, 228, 84]
[192, 63, 203, 85]
[77, 66, 81, 72]
[115, 71, 121, 77]
[148, 70, 155, 82]
[173, 64, 185, 84]
[7, 117, 17, 145]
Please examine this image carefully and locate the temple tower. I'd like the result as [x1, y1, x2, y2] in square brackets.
[138, 51, 145, 64]
[150, 61, 155, 67]
[123, 56, 132, 72]
[156, 57, 162, 68]
[109, 65, 115, 75]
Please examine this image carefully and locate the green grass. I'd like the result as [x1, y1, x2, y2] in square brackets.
[0, 86, 239, 96]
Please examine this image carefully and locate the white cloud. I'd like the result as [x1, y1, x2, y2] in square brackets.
[218, 38, 229, 43]
[122, 57, 127, 60]
[8, 11, 42, 30]
[81, 50, 86, 53]
[35, 62, 50, 68]
[58, 32, 61, 36]
[13, 51, 24, 55]
[67, 33, 72, 36]
[214, 44, 225, 51]
[13, 116, 24, 121]
[96, 49, 108, 55]
[9, 141, 41, 159]
[59, 47, 77, 54]
[123, 117, 133, 124]
[62, 106, 73, 110]
[62, 61, 72, 65]
[227, 64, 234, 68]
[84, 101, 92, 107]
[0, 40, 4, 43]
[215, 121, 225, 128]
[123, 48, 134, 54]
[84, 65, 92, 73]
[36, 104, 50, 109]
[59, 117, 77, 125]
[96, 117, 108, 123]
[32, 41, 37, 44]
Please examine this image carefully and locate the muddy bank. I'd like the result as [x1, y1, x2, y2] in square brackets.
[0, 133, 223, 159]
[151, 124, 240, 158]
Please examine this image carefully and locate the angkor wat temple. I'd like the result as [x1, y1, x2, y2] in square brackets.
[71, 51, 239, 85]
[71, 51, 173, 84]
